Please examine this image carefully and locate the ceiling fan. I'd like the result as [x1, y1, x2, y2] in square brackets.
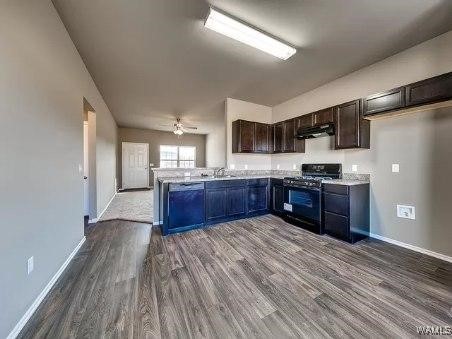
[160, 118, 198, 136]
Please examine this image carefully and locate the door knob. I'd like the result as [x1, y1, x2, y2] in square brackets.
[84, 176, 88, 179]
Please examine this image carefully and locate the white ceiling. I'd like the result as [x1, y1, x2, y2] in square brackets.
[53, 0, 452, 134]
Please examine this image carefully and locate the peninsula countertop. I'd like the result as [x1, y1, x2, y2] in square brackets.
[158, 175, 369, 186]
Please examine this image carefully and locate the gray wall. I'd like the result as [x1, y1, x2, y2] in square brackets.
[0, 1, 117, 337]
[272, 30, 452, 257]
[118, 127, 206, 188]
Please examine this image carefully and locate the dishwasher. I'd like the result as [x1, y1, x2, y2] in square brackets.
[167, 182, 205, 231]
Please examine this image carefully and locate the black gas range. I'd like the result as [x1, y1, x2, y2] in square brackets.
[282, 164, 342, 234]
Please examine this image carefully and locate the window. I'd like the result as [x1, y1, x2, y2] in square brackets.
[160, 145, 196, 168]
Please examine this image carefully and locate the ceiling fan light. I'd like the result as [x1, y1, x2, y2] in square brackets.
[174, 128, 183, 135]
[204, 7, 296, 60]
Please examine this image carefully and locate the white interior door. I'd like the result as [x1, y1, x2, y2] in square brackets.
[122, 142, 149, 189]
[83, 122, 89, 215]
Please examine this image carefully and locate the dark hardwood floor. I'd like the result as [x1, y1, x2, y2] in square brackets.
[19, 215, 452, 338]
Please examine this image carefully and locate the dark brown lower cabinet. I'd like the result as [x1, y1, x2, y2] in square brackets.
[334, 99, 370, 149]
[323, 183, 369, 244]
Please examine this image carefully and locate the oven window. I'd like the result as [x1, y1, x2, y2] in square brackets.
[289, 190, 313, 208]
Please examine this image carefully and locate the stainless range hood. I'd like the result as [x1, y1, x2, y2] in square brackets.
[296, 123, 334, 139]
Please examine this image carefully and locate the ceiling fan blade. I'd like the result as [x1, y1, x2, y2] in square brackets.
[184, 126, 198, 130]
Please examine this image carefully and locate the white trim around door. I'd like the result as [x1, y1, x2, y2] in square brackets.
[122, 142, 149, 189]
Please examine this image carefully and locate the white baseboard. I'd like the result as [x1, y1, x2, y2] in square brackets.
[97, 191, 117, 221]
[7, 236, 86, 339]
[370, 233, 452, 264]
[88, 218, 98, 224]
[153, 221, 162, 226]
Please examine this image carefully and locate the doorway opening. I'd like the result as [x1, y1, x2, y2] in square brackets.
[83, 98, 97, 224]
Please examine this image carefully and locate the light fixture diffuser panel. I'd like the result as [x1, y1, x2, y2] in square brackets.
[204, 8, 296, 60]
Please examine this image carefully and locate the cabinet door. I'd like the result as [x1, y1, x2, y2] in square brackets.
[205, 188, 227, 221]
[248, 186, 268, 213]
[296, 114, 313, 129]
[268, 124, 274, 153]
[272, 185, 284, 213]
[273, 123, 284, 153]
[313, 108, 334, 125]
[405, 72, 452, 107]
[240, 120, 255, 152]
[334, 100, 361, 149]
[363, 87, 405, 116]
[283, 119, 295, 152]
[254, 123, 269, 153]
[227, 187, 246, 217]
[324, 212, 349, 241]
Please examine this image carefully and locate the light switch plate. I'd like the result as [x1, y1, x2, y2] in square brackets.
[244, 164, 248, 170]
[276, 164, 280, 170]
[292, 164, 297, 170]
[397, 205, 415, 220]
[392, 164, 400, 173]
[229, 164, 235, 169]
[352, 165, 358, 172]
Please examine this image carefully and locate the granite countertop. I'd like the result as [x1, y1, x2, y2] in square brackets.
[322, 179, 369, 186]
[159, 175, 369, 185]
[158, 174, 286, 184]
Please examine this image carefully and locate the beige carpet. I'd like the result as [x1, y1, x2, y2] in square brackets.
[100, 189, 153, 224]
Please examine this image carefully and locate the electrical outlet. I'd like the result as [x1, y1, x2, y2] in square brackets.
[392, 164, 400, 173]
[352, 164, 358, 172]
[397, 205, 415, 220]
[27, 256, 34, 275]
[229, 164, 235, 169]
[244, 164, 248, 170]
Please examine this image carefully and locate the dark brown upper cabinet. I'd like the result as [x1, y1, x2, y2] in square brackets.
[268, 124, 274, 153]
[313, 107, 334, 125]
[232, 119, 255, 153]
[254, 122, 269, 153]
[296, 114, 313, 129]
[405, 72, 452, 107]
[282, 119, 295, 152]
[334, 99, 370, 149]
[283, 119, 305, 153]
[273, 122, 284, 153]
[363, 87, 405, 116]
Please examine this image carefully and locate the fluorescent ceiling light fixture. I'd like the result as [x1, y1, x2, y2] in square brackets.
[204, 7, 296, 60]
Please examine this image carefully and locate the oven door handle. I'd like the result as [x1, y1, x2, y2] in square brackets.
[284, 186, 321, 192]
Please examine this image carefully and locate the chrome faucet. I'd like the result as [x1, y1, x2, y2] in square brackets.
[214, 167, 226, 177]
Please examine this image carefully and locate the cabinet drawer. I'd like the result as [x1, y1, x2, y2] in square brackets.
[324, 212, 349, 240]
[247, 178, 269, 187]
[323, 183, 349, 195]
[324, 193, 349, 216]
